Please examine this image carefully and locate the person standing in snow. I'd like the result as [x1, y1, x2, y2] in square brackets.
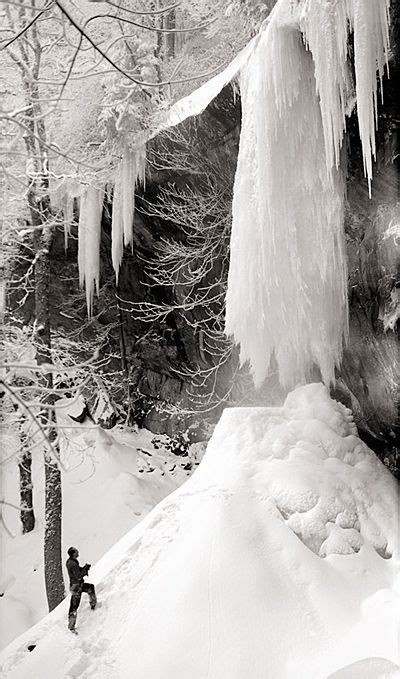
[66, 546, 97, 633]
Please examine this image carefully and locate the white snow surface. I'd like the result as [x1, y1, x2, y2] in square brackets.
[1, 384, 398, 679]
[0, 402, 204, 651]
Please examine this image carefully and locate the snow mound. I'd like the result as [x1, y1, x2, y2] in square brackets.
[0, 384, 399, 679]
[327, 657, 400, 678]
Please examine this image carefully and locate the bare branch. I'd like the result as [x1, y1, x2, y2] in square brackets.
[105, 0, 182, 17]
[0, 380, 66, 469]
[84, 12, 217, 35]
[0, 2, 54, 51]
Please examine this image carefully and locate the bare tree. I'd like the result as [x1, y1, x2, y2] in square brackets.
[117, 122, 245, 417]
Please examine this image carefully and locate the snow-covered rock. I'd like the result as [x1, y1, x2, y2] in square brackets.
[0, 384, 398, 678]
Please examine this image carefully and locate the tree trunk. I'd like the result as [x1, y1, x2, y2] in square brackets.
[165, 9, 176, 58]
[14, 407, 35, 534]
[34, 232, 65, 611]
[19, 451, 34, 533]
[11, 7, 65, 609]
[44, 444, 63, 610]
[18, 424, 35, 533]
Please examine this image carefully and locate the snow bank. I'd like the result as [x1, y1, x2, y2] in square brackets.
[0, 407, 204, 650]
[1, 384, 398, 679]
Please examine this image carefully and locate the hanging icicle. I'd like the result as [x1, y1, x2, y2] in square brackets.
[299, 0, 352, 173]
[121, 148, 135, 249]
[77, 185, 104, 315]
[224, 0, 390, 388]
[300, 0, 390, 192]
[352, 0, 390, 194]
[111, 172, 124, 279]
[62, 191, 75, 251]
[111, 144, 146, 282]
[51, 178, 79, 251]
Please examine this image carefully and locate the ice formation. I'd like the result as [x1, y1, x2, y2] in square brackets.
[225, 0, 390, 388]
[111, 145, 146, 281]
[52, 146, 146, 311]
[61, 0, 390, 345]
[51, 178, 79, 251]
[353, 0, 390, 190]
[60, 192, 74, 251]
[141, 0, 391, 389]
[77, 185, 104, 315]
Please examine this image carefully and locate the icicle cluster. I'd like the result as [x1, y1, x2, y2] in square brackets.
[51, 146, 146, 313]
[78, 186, 104, 315]
[300, 0, 390, 193]
[225, 0, 390, 388]
[111, 145, 146, 281]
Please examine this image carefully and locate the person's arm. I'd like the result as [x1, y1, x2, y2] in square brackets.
[80, 562, 91, 577]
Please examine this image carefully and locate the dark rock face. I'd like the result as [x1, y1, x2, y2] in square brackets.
[107, 87, 241, 436]
[335, 6, 400, 473]
[338, 171, 399, 469]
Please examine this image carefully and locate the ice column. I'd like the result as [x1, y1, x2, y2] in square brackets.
[225, 0, 390, 388]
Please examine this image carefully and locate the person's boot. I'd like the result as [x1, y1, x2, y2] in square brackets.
[89, 589, 97, 610]
[68, 611, 77, 632]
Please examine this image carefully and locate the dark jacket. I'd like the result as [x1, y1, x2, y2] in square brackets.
[66, 557, 89, 587]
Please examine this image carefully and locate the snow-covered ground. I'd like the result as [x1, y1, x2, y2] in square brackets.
[0, 384, 398, 678]
[0, 399, 204, 651]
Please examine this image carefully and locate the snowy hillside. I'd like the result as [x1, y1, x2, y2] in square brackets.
[0, 401, 204, 650]
[0, 384, 398, 679]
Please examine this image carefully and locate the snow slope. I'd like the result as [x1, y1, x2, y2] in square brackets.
[0, 401, 204, 650]
[0, 384, 399, 678]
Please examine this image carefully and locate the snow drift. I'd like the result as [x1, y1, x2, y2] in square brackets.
[1, 384, 398, 679]
[0, 403, 204, 651]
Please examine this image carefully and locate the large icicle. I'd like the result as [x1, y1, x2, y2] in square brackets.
[121, 148, 135, 249]
[224, 0, 390, 388]
[300, 0, 390, 191]
[61, 190, 75, 251]
[111, 144, 146, 281]
[111, 172, 124, 278]
[51, 178, 79, 250]
[78, 185, 104, 314]
[352, 0, 390, 193]
[225, 4, 349, 388]
[300, 0, 352, 173]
